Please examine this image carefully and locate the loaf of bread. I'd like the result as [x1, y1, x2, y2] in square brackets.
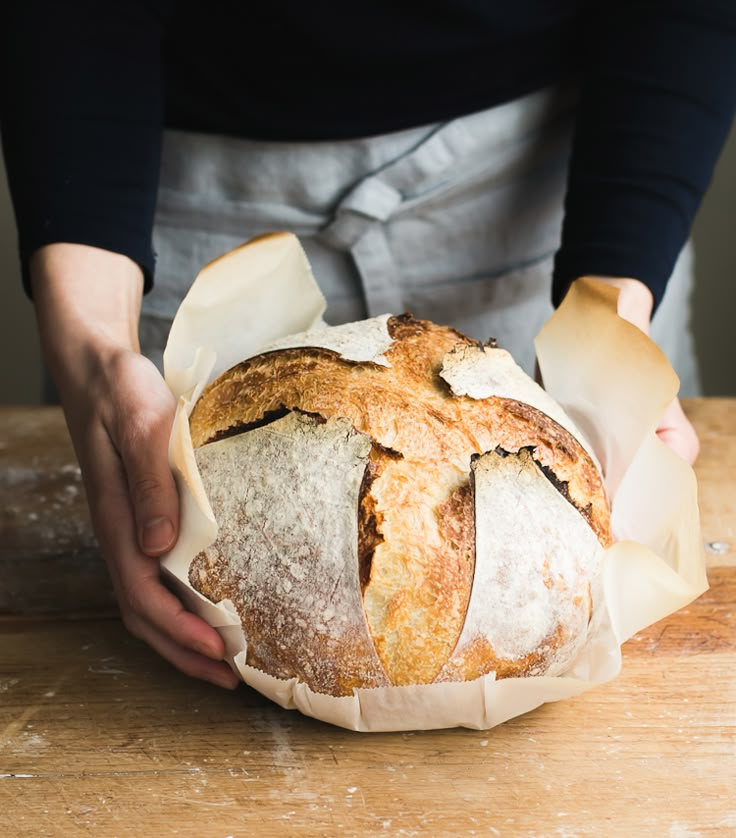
[188, 314, 612, 696]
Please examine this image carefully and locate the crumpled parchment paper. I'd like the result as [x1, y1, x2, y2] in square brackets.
[160, 232, 707, 732]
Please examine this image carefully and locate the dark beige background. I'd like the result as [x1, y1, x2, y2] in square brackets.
[1, 125, 735, 403]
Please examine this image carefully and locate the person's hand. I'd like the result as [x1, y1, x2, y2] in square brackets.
[31, 244, 239, 690]
[652, 394, 699, 465]
[592, 276, 699, 465]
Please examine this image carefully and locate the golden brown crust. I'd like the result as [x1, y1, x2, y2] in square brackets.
[357, 446, 395, 592]
[189, 315, 612, 692]
[190, 317, 611, 545]
[360, 459, 476, 685]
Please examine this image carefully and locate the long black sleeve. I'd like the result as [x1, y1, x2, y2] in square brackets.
[553, 0, 736, 308]
[1, 1, 170, 293]
[2, 1, 735, 309]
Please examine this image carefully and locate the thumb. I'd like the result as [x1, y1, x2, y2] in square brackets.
[120, 408, 180, 557]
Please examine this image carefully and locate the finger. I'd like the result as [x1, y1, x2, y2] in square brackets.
[656, 399, 699, 465]
[86, 424, 227, 661]
[110, 546, 238, 688]
[120, 563, 228, 662]
[131, 617, 240, 690]
[115, 399, 180, 557]
[657, 426, 699, 465]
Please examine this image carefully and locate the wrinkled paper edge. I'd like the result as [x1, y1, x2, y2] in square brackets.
[161, 234, 708, 732]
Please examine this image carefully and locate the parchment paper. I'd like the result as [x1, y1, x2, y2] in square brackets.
[161, 232, 707, 732]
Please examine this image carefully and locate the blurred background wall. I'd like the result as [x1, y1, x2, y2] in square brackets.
[1, 123, 735, 404]
[691, 122, 736, 396]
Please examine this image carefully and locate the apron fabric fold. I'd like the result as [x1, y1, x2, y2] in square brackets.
[141, 86, 700, 395]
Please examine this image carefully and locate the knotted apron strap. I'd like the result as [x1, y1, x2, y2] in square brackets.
[320, 119, 480, 316]
[320, 88, 574, 317]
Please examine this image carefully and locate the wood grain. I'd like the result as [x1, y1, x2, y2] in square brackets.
[0, 408, 113, 615]
[0, 401, 734, 836]
[0, 399, 733, 614]
[684, 398, 736, 568]
[1, 569, 733, 836]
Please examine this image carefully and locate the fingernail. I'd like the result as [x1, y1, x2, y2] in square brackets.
[141, 516, 175, 553]
[213, 672, 240, 690]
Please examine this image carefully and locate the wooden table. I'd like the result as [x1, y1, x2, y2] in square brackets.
[1, 401, 734, 837]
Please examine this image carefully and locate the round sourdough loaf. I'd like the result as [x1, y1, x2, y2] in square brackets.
[187, 314, 612, 696]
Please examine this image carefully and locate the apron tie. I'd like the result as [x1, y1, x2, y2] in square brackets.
[321, 119, 478, 315]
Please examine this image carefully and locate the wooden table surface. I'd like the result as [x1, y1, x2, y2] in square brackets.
[1, 401, 734, 837]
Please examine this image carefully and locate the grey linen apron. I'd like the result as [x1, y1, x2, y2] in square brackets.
[141, 86, 701, 396]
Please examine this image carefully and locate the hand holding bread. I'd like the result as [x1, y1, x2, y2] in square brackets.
[26, 236, 702, 711]
[29, 243, 238, 690]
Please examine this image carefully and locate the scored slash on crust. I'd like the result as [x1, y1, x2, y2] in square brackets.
[188, 315, 612, 696]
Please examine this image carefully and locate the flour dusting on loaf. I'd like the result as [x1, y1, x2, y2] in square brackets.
[188, 314, 612, 696]
[436, 447, 602, 682]
[191, 412, 389, 695]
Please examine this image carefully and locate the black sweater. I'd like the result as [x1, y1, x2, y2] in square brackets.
[2, 1, 735, 308]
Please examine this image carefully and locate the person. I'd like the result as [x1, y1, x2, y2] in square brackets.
[2, 2, 735, 692]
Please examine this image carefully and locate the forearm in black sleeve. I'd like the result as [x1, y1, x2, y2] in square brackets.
[1, 1, 172, 295]
[552, 0, 736, 310]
